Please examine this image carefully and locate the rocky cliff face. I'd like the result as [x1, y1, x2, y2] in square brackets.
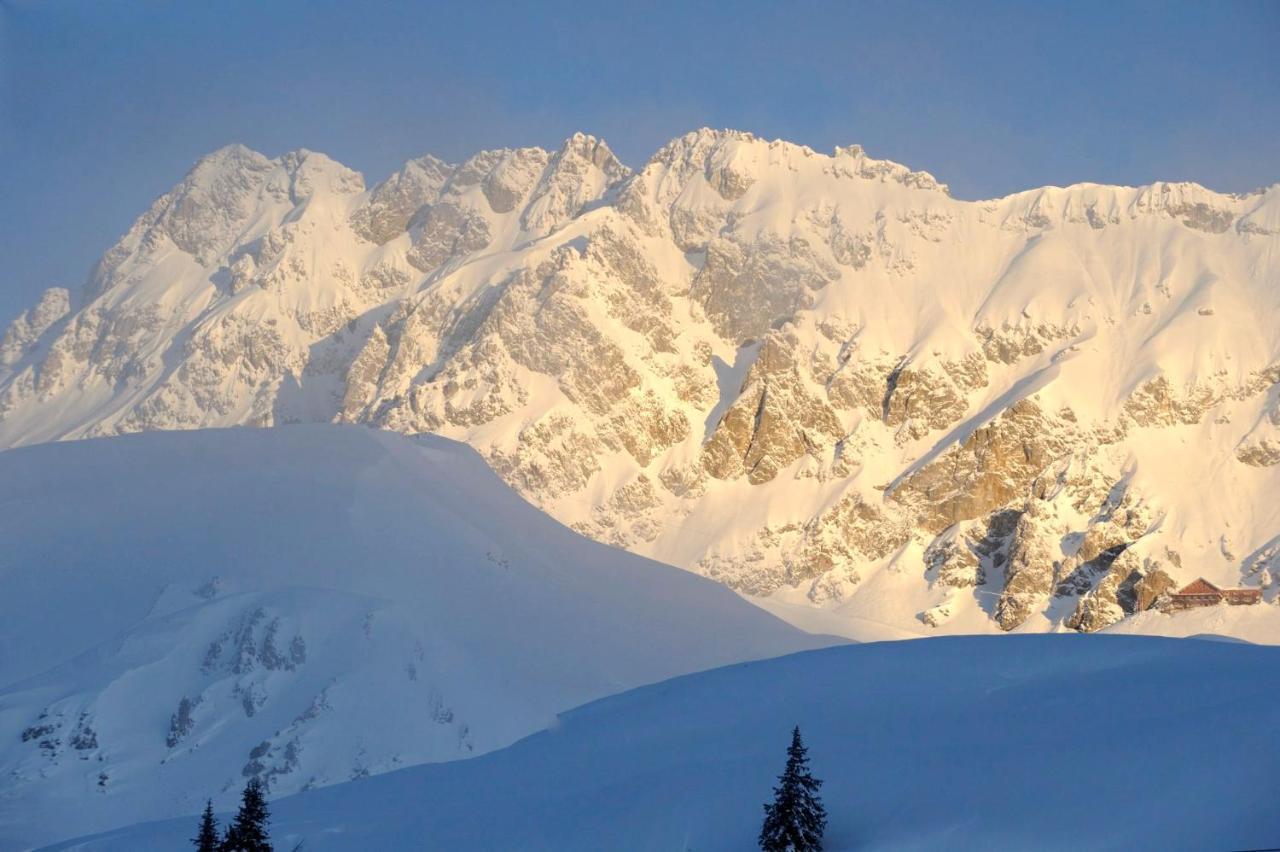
[4, 128, 1279, 635]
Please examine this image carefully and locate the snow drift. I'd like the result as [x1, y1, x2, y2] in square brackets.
[48, 634, 1280, 851]
[0, 425, 828, 849]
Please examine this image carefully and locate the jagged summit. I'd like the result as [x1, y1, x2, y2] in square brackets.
[151, 132, 1278, 237]
[116, 131, 1271, 259]
[555, 131, 625, 166]
[2, 128, 1278, 643]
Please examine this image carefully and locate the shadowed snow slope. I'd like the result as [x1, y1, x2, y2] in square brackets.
[0, 425, 828, 849]
[49, 634, 1280, 852]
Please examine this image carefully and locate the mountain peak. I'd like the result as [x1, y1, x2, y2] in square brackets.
[278, 148, 366, 198]
[193, 141, 270, 167]
[555, 132, 628, 177]
[2, 127, 1277, 654]
[651, 127, 758, 162]
[183, 143, 275, 192]
[546, 133, 629, 186]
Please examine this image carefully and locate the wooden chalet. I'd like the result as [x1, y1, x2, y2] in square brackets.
[1167, 578, 1262, 609]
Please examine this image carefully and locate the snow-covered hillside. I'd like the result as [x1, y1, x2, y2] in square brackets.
[2, 129, 1278, 638]
[0, 425, 827, 850]
[48, 634, 1280, 851]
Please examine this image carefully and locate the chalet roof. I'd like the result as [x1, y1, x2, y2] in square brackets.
[1174, 578, 1223, 596]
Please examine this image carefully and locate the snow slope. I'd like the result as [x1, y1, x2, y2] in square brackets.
[0, 425, 828, 849]
[49, 634, 1280, 852]
[2, 129, 1278, 639]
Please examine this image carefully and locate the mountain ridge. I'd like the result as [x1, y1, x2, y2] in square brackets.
[3, 127, 1278, 639]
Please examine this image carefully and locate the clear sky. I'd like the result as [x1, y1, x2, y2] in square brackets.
[1, 0, 1277, 322]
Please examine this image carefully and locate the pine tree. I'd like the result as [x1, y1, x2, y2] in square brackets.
[759, 726, 827, 852]
[192, 799, 219, 852]
[220, 777, 272, 852]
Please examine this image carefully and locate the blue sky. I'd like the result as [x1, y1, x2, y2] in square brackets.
[1, 0, 1277, 322]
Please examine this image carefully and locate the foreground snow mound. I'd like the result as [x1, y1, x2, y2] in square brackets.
[0, 425, 826, 849]
[53, 634, 1280, 852]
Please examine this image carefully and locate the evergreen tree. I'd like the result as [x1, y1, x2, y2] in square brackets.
[192, 799, 219, 852]
[759, 726, 827, 852]
[220, 777, 272, 852]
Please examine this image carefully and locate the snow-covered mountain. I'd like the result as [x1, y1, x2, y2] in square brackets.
[3, 129, 1279, 638]
[0, 425, 826, 849]
[47, 634, 1280, 851]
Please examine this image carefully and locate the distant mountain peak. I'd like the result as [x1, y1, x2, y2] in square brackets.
[2, 128, 1277, 646]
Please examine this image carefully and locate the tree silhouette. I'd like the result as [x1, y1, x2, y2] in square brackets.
[220, 777, 272, 851]
[759, 726, 827, 851]
[192, 799, 219, 852]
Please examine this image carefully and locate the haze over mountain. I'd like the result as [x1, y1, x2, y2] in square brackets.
[2, 129, 1278, 641]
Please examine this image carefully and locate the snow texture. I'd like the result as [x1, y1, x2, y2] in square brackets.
[0, 425, 827, 849]
[47, 634, 1280, 852]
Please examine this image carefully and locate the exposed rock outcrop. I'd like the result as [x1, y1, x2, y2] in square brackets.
[893, 399, 1068, 534]
[702, 333, 843, 484]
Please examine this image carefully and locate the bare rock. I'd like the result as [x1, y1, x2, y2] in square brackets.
[351, 154, 453, 244]
[1, 288, 71, 369]
[1237, 438, 1280, 467]
[702, 333, 843, 484]
[1127, 566, 1178, 613]
[995, 501, 1061, 631]
[691, 234, 837, 343]
[894, 399, 1068, 534]
[1124, 375, 1219, 427]
[406, 201, 492, 272]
